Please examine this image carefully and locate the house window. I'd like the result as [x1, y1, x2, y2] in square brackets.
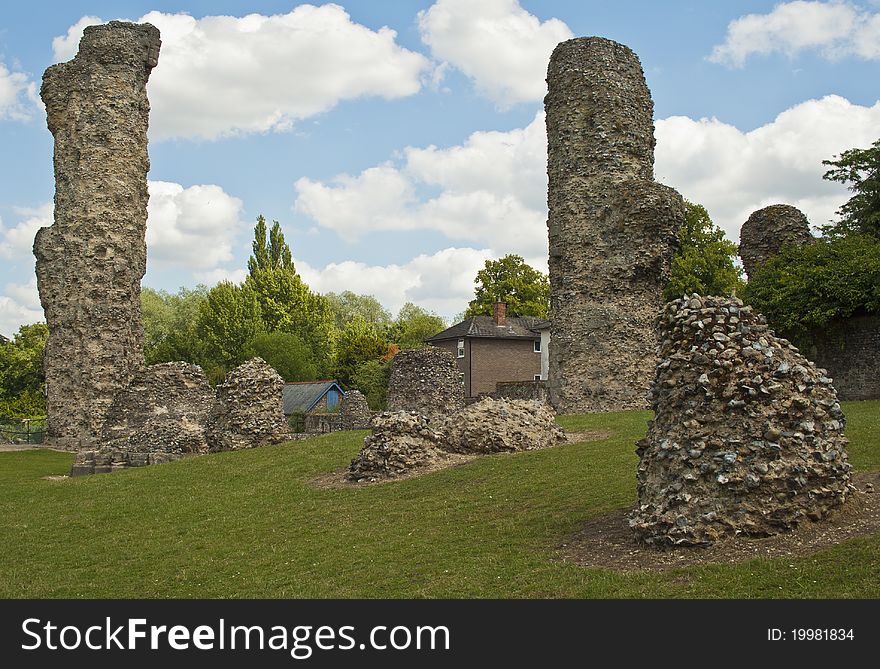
[533, 339, 541, 353]
[457, 338, 465, 358]
[534, 375, 541, 381]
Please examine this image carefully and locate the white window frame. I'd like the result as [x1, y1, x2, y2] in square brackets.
[534, 375, 541, 381]
[457, 338, 465, 358]
[533, 339, 541, 353]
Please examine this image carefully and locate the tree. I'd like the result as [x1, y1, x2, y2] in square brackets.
[740, 234, 880, 347]
[464, 255, 549, 319]
[822, 137, 880, 239]
[248, 215, 293, 273]
[142, 286, 208, 365]
[250, 331, 318, 382]
[351, 358, 393, 410]
[333, 317, 390, 388]
[324, 291, 392, 331]
[0, 323, 48, 419]
[196, 281, 263, 382]
[663, 201, 743, 301]
[389, 303, 446, 349]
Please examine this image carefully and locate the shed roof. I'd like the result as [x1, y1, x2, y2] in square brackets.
[426, 315, 549, 342]
[282, 380, 343, 414]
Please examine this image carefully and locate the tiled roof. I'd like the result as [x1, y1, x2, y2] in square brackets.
[426, 315, 549, 342]
[282, 380, 342, 414]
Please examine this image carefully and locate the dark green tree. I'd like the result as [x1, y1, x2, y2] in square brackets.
[333, 317, 389, 388]
[324, 291, 392, 331]
[248, 215, 293, 273]
[142, 286, 208, 365]
[740, 234, 880, 347]
[0, 323, 48, 418]
[250, 331, 318, 382]
[351, 358, 393, 411]
[663, 201, 743, 301]
[196, 281, 263, 382]
[822, 138, 880, 239]
[464, 254, 549, 319]
[389, 302, 446, 349]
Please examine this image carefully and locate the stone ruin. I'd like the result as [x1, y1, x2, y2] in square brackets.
[545, 37, 684, 414]
[339, 389, 373, 430]
[35, 22, 291, 473]
[205, 358, 291, 452]
[385, 348, 465, 422]
[35, 21, 161, 449]
[629, 294, 852, 546]
[72, 358, 291, 475]
[347, 398, 565, 482]
[738, 204, 814, 279]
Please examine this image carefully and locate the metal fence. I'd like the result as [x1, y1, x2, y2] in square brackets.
[0, 417, 47, 444]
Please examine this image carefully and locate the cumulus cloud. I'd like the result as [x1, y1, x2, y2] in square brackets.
[146, 181, 244, 269]
[417, 0, 572, 107]
[193, 268, 249, 285]
[709, 1, 880, 67]
[0, 293, 43, 338]
[54, 6, 430, 140]
[655, 95, 880, 242]
[294, 111, 548, 261]
[0, 204, 52, 258]
[298, 247, 492, 318]
[0, 61, 39, 121]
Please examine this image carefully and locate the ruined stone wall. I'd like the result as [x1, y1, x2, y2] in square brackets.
[630, 295, 851, 546]
[340, 389, 373, 430]
[35, 22, 161, 449]
[545, 37, 684, 414]
[386, 348, 465, 422]
[808, 314, 880, 401]
[347, 412, 448, 482]
[738, 204, 814, 279]
[493, 380, 548, 402]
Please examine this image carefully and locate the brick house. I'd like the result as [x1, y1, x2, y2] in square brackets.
[426, 302, 549, 397]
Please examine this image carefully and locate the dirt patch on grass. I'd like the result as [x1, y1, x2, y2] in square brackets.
[560, 471, 880, 571]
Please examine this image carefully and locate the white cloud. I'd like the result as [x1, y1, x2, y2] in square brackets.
[655, 95, 880, 242]
[54, 7, 430, 140]
[0, 61, 39, 121]
[146, 181, 244, 269]
[193, 268, 248, 285]
[417, 0, 572, 107]
[0, 203, 52, 258]
[709, 1, 880, 67]
[0, 293, 43, 338]
[52, 15, 103, 61]
[294, 111, 548, 261]
[298, 246, 492, 318]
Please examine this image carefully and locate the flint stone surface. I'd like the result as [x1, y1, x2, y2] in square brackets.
[347, 411, 448, 481]
[340, 389, 373, 430]
[545, 37, 684, 414]
[101, 362, 214, 454]
[35, 22, 161, 449]
[386, 348, 465, 421]
[443, 398, 565, 454]
[739, 204, 814, 279]
[630, 294, 852, 546]
[71, 448, 179, 477]
[206, 358, 291, 452]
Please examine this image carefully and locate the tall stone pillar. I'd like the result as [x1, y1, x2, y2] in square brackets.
[34, 22, 161, 448]
[545, 37, 684, 413]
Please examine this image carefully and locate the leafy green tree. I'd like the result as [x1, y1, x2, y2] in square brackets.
[324, 291, 392, 331]
[464, 254, 549, 319]
[142, 286, 208, 365]
[0, 323, 48, 419]
[822, 137, 880, 239]
[333, 317, 389, 388]
[351, 358, 393, 410]
[244, 216, 335, 374]
[663, 201, 744, 301]
[196, 281, 263, 382]
[389, 302, 446, 349]
[740, 234, 880, 347]
[250, 331, 318, 382]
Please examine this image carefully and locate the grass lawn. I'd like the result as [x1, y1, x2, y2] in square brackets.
[1, 401, 878, 598]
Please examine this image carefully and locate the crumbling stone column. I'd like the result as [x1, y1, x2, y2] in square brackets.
[738, 204, 814, 279]
[386, 348, 465, 422]
[545, 37, 684, 413]
[630, 295, 851, 546]
[34, 22, 161, 449]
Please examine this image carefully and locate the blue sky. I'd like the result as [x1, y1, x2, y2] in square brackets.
[1, 0, 879, 336]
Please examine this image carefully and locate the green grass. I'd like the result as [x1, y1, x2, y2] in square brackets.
[1, 401, 878, 598]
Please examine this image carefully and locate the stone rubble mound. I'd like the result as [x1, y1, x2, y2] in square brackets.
[206, 358, 291, 452]
[347, 411, 448, 482]
[443, 397, 566, 454]
[629, 294, 852, 546]
[348, 397, 565, 481]
[385, 348, 464, 421]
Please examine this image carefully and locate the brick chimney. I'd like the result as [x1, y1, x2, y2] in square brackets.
[492, 301, 507, 326]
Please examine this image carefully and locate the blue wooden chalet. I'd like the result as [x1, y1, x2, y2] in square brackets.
[281, 380, 344, 416]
